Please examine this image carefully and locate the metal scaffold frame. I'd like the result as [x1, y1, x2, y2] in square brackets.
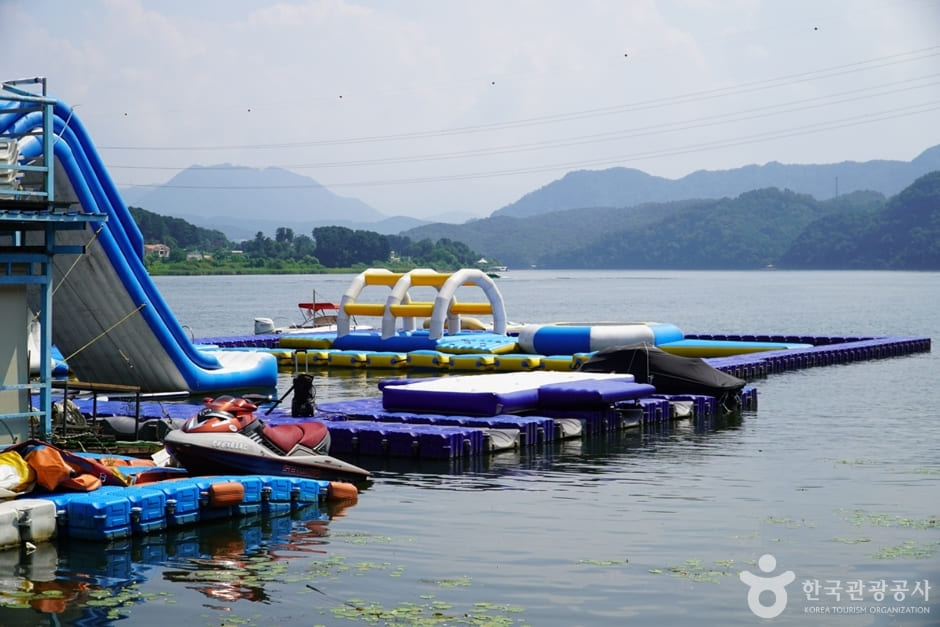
[0, 77, 105, 440]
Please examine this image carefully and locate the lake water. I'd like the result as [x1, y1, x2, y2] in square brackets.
[3, 270, 938, 626]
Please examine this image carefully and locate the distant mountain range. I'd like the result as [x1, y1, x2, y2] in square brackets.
[120, 164, 429, 240]
[492, 145, 940, 218]
[121, 146, 940, 247]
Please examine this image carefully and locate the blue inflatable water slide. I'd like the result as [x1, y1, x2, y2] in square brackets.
[1, 87, 276, 394]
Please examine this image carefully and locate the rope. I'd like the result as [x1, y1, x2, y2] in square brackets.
[27, 225, 105, 329]
[56, 105, 77, 144]
[62, 303, 146, 362]
[53, 225, 104, 297]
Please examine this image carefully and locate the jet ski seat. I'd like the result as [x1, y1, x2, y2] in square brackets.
[262, 421, 329, 454]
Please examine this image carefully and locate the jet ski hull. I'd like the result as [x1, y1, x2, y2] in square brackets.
[164, 429, 370, 482]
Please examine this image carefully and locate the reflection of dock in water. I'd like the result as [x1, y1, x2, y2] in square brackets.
[0, 501, 348, 614]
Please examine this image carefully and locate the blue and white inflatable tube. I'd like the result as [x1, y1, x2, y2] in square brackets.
[516, 322, 684, 355]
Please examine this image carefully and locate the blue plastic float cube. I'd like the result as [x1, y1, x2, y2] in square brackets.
[123, 486, 168, 535]
[154, 479, 201, 527]
[232, 475, 264, 516]
[64, 488, 132, 541]
[289, 476, 330, 507]
[261, 476, 294, 514]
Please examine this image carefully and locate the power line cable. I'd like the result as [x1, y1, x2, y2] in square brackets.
[97, 46, 940, 152]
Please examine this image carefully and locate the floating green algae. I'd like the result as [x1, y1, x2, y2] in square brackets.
[307, 554, 354, 580]
[730, 531, 760, 540]
[835, 458, 880, 466]
[302, 555, 401, 586]
[421, 576, 472, 588]
[82, 584, 152, 621]
[0, 593, 32, 610]
[0, 578, 178, 615]
[832, 536, 872, 544]
[761, 515, 816, 529]
[648, 558, 735, 584]
[838, 509, 939, 529]
[164, 552, 303, 593]
[332, 530, 406, 545]
[871, 540, 940, 560]
[304, 562, 524, 625]
[328, 596, 527, 625]
[578, 557, 629, 567]
[903, 467, 940, 476]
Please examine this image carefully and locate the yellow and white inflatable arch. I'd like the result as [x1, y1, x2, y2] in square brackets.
[337, 268, 507, 340]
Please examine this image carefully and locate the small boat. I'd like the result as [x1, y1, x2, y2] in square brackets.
[163, 395, 371, 482]
[254, 293, 369, 335]
[294, 300, 342, 328]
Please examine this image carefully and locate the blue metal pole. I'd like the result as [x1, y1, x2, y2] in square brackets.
[40, 224, 54, 438]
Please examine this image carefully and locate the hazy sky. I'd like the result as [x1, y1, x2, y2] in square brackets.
[4, 0, 939, 220]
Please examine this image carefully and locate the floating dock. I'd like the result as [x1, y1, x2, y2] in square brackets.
[49, 333, 931, 464]
[0, 461, 349, 549]
[5, 329, 930, 553]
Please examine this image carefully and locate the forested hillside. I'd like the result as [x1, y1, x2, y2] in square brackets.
[129, 206, 230, 253]
[780, 171, 940, 269]
[538, 189, 884, 269]
[404, 173, 940, 270]
[404, 200, 704, 267]
[129, 206, 484, 273]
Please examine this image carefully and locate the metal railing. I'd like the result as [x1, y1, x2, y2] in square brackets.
[0, 77, 56, 206]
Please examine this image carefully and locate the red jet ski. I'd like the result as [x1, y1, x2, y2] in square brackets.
[163, 395, 370, 482]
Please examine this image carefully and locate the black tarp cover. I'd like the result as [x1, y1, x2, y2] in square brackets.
[579, 343, 746, 399]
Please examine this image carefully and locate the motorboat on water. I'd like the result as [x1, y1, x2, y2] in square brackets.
[253, 293, 371, 335]
[163, 395, 371, 482]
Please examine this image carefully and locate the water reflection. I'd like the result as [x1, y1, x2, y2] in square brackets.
[0, 499, 356, 623]
[364, 409, 749, 491]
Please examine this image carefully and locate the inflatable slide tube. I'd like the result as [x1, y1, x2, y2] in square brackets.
[54, 100, 144, 256]
[18, 112, 210, 363]
[9, 105, 276, 392]
[18, 112, 151, 314]
[17, 114, 201, 377]
[11, 105, 143, 256]
[16, 115, 224, 373]
[52, 116, 218, 370]
[516, 322, 684, 355]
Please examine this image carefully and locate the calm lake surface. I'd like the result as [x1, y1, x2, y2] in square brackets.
[4, 270, 938, 626]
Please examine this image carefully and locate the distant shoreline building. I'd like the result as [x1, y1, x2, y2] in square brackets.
[144, 243, 170, 258]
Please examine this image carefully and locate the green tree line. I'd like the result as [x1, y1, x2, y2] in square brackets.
[128, 207, 487, 274]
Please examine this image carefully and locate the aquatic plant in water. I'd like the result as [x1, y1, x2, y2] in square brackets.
[578, 557, 629, 567]
[648, 558, 736, 584]
[328, 597, 526, 625]
[838, 509, 939, 529]
[870, 540, 940, 560]
[301, 553, 526, 624]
